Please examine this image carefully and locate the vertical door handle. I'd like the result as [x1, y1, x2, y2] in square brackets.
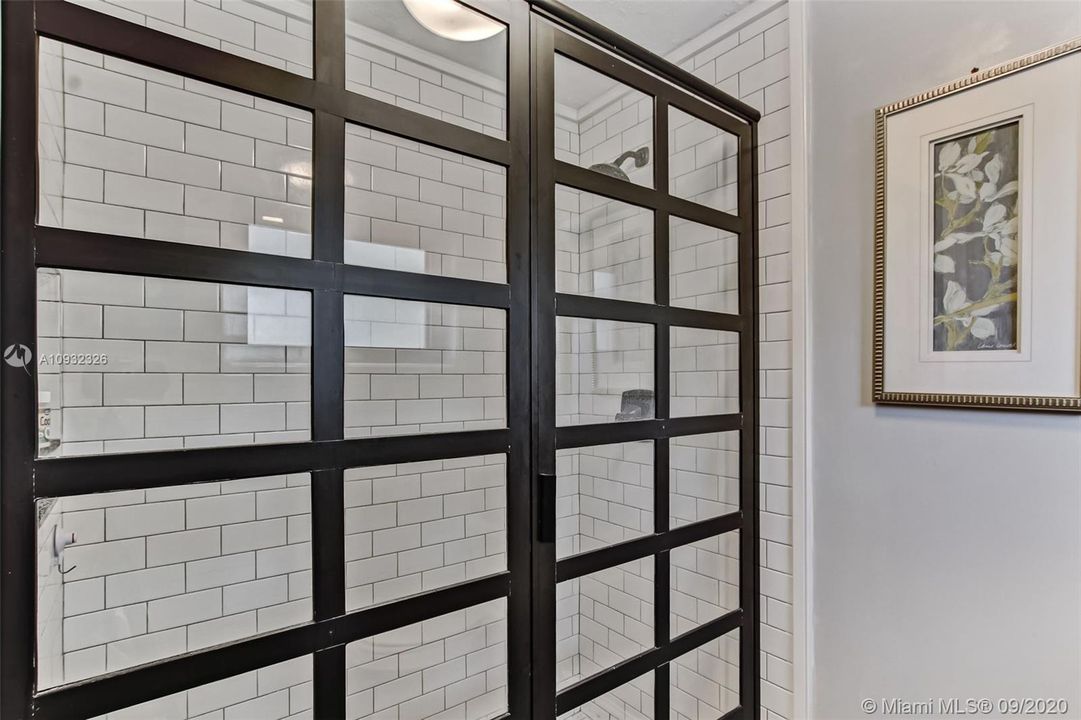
[538, 472, 556, 543]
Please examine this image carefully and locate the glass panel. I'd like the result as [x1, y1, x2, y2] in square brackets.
[344, 454, 506, 612]
[37, 269, 311, 457]
[556, 185, 653, 303]
[668, 106, 738, 214]
[344, 0, 507, 139]
[670, 630, 740, 719]
[87, 655, 313, 719]
[556, 557, 653, 690]
[36, 475, 312, 690]
[557, 317, 654, 426]
[669, 216, 739, 313]
[556, 441, 653, 560]
[345, 598, 507, 719]
[670, 432, 739, 529]
[557, 671, 654, 720]
[39, 40, 313, 257]
[555, 55, 653, 188]
[344, 124, 506, 282]
[344, 296, 506, 437]
[669, 327, 739, 417]
[670, 533, 739, 637]
[65, 1, 314, 77]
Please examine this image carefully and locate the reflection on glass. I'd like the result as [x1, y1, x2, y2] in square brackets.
[344, 454, 506, 611]
[555, 54, 654, 188]
[37, 269, 311, 457]
[556, 556, 654, 690]
[670, 216, 739, 313]
[37, 476, 312, 690]
[670, 532, 739, 636]
[344, 0, 508, 139]
[556, 441, 653, 559]
[668, 106, 739, 214]
[344, 124, 506, 282]
[671, 630, 740, 719]
[345, 598, 507, 719]
[38, 39, 313, 258]
[669, 326, 739, 417]
[556, 317, 654, 427]
[556, 185, 653, 303]
[66, 0, 314, 77]
[670, 432, 739, 528]
[344, 295, 506, 438]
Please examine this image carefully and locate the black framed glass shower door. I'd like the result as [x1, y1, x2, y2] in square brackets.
[0, 2, 758, 719]
[529, 9, 760, 720]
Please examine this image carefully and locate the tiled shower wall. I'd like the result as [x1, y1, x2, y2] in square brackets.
[32, 2, 793, 718]
[35, 7, 511, 718]
[552, 3, 792, 716]
[688, 4, 795, 717]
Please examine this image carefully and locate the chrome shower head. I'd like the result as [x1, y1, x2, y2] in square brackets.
[588, 146, 650, 182]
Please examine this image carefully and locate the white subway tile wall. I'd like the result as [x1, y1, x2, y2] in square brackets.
[556, 317, 654, 427]
[31, 2, 794, 716]
[556, 557, 654, 691]
[344, 455, 506, 612]
[556, 441, 653, 560]
[344, 2, 507, 139]
[37, 474, 312, 690]
[684, 4, 795, 716]
[670, 327, 740, 417]
[89, 654, 313, 720]
[671, 632, 740, 720]
[558, 672, 654, 720]
[66, 0, 314, 77]
[344, 125, 507, 282]
[670, 432, 740, 528]
[555, 187, 653, 304]
[345, 598, 507, 720]
[668, 106, 739, 214]
[38, 39, 314, 258]
[37, 269, 311, 457]
[670, 216, 739, 314]
[344, 296, 506, 437]
[670, 532, 740, 636]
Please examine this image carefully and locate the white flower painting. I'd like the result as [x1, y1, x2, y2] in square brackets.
[932, 121, 1020, 351]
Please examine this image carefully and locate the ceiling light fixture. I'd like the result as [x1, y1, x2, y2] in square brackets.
[261, 216, 284, 224]
[402, 0, 503, 42]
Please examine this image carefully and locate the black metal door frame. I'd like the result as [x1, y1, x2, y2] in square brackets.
[0, 1, 758, 718]
[528, 4, 760, 718]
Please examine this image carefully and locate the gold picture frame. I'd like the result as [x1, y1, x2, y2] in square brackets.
[873, 36, 1081, 411]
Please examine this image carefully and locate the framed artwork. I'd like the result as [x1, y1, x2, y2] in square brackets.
[874, 37, 1081, 410]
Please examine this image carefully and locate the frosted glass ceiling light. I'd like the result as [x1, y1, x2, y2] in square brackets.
[402, 0, 503, 41]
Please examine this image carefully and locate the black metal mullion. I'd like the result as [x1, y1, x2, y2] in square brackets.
[737, 121, 761, 720]
[554, 609, 741, 715]
[531, 14, 559, 720]
[35, 428, 510, 497]
[555, 413, 741, 450]
[32, 573, 509, 720]
[506, 1, 533, 717]
[1, 3, 40, 718]
[556, 292, 743, 332]
[555, 512, 739, 583]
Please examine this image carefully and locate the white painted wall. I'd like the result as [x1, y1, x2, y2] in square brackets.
[807, 2, 1081, 718]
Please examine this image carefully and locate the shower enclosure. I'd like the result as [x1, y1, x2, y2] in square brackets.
[0, 1, 760, 718]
